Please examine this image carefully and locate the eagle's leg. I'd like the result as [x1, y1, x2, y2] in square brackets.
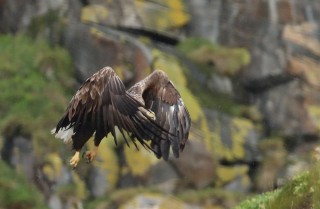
[84, 146, 98, 163]
[70, 150, 80, 168]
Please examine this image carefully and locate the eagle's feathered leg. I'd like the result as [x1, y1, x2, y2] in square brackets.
[70, 151, 80, 168]
[83, 145, 98, 163]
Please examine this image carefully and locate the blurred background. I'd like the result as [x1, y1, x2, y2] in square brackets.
[0, 0, 320, 208]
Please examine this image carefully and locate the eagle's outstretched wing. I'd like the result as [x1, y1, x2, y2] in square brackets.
[52, 67, 170, 151]
[128, 70, 191, 160]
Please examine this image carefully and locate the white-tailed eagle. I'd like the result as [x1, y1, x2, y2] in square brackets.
[52, 67, 191, 168]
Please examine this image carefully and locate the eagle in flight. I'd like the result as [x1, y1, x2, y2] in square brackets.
[52, 67, 191, 168]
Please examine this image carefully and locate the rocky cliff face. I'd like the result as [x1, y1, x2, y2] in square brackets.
[0, 0, 320, 208]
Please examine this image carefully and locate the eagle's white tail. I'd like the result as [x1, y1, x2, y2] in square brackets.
[51, 127, 74, 144]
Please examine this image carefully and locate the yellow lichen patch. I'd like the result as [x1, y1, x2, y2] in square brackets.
[87, 137, 119, 190]
[212, 117, 254, 161]
[81, 5, 108, 24]
[165, 0, 189, 28]
[134, 0, 189, 31]
[124, 142, 158, 176]
[42, 153, 63, 182]
[216, 165, 249, 186]
[230, 118, 253, 159]
[307, 105, 320, 131]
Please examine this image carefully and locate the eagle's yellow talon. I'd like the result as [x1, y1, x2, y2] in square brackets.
[70, 151, 80, 168]
[138, 107, 156, 120]
[146, 111, 156, 120]
[84, 146, 98, 163]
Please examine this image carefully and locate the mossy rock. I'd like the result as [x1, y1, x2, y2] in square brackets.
[216, 165, 250, 187]
[42, 153, 63, 182]
[234, 163, 320, 209]
[0, 34, 73, 158]
[178, 188, 246, 209]
[177, 37, 250, 76]
[176, 39, 249, 115]
[119, 193, 189, 209]
[81, 0, 189, 33]
[254, 138, 287, 192]
[0, 161, 48, 209]
[81, 5, 109, 24]
[135, 0, 189, 30]
[211, 116, 256, 162]
[123, 141, 159, 177]
[57, 170, 87, 202]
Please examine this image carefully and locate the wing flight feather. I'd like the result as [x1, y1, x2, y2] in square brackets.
[142, 77, 191, 160]
[53, 67, 172, 151]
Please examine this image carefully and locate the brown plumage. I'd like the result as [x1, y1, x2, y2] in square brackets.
[52, 67, 191, 167]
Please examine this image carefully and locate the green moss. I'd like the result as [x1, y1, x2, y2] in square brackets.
[234, 191, 278, 209]
[267, 172, 313, 209]
[0, 161, 48, 209]
[177, 37, 250, 76]
[235, 163, 320, 209]
[186, 78, 243, 115]
[0, 34, 73, 157]
[179, 55, 245, 115]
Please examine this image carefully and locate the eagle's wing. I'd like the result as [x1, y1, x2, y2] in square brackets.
[53, 67, 169, 151]
[142, 75, 191, 160]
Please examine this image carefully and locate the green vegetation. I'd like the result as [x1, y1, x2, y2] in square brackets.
[0, 161, 49, 209]
[0, 34, 73, 156]
[235, 163, 320, 209]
